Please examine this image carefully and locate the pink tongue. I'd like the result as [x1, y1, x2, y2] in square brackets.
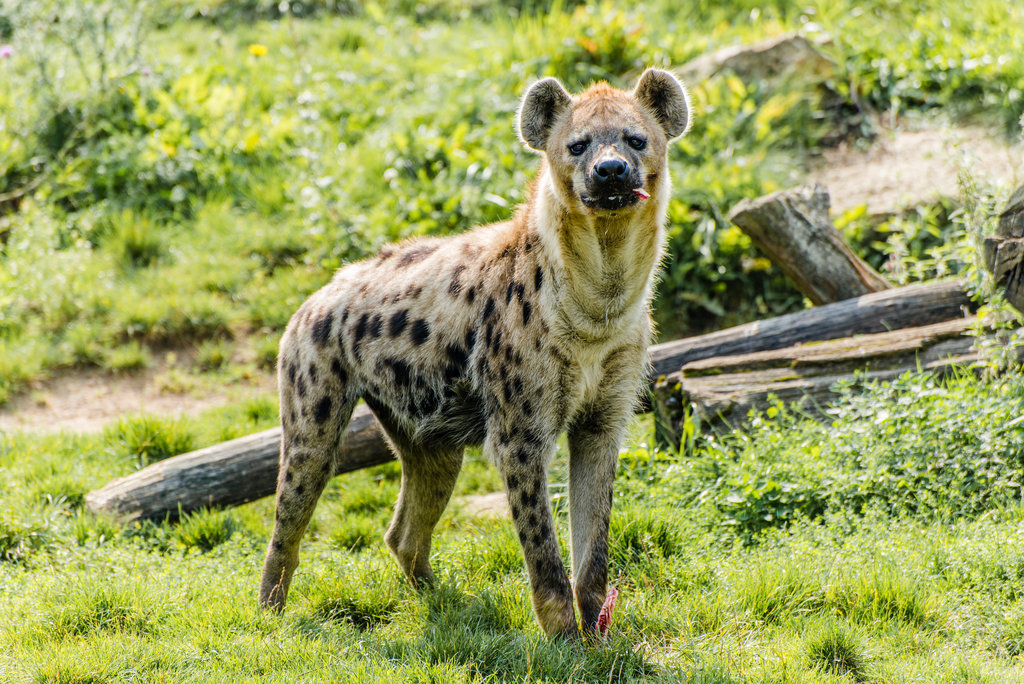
[632, 188, 650, 201]
[597, 587, 618, 636]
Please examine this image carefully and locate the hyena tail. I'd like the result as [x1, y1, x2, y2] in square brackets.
[258, 346, 358, 611]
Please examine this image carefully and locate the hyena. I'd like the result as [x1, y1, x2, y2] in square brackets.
[258, 69, 691, 639]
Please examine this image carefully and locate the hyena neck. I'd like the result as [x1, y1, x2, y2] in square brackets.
[530, 166, 666, 343]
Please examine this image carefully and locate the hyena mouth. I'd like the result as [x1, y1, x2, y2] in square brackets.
[582, 188, 648, 211]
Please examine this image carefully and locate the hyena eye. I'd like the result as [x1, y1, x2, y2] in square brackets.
[627, 136, 647, 150]
[568, 140, 589, 156]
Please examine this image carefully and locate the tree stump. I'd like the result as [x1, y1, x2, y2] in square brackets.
[983, 184, 1024, 314]
[729, 184, 891, 305]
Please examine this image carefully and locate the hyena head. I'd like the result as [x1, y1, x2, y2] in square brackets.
[518, 68, 691, 213]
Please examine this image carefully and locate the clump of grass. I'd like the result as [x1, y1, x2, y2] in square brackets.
[104, 210, 166, 270]
[328, 512, 381, 552]
[737, 562, 825, 624]
[829, 565, 933, 627]
[173, 507, 238, 552]
[104, 414, 196, 466]
[32, 583, 154, 643]
[102, 341, 152, 374]
[194, 338, 234, 371]
[254, 333, 280, 370]
[0, 509, 51, 564]
[804, 617, 869, 680]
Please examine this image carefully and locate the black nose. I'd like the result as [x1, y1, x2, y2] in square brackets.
[593, 158, 628, 182]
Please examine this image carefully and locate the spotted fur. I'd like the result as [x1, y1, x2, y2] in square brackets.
[258, 69, 692, 639]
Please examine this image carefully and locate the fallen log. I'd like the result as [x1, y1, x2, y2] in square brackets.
[649, 279, 973, 378]
[653, 317, 979, 446]
[86, 279, 976, 523]
[84, 404, 390, 523]
[729, 184, 892, 304]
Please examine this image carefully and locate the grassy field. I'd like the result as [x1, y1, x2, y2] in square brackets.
[2, 373, 1024, 681]
[2, 0, 1024, 681]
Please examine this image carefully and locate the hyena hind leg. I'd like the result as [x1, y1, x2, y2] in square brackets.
[383, 444, 465, 588]
[258, 397, 357, 611]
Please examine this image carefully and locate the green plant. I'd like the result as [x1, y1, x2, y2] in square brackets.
[104, 414, 196, 465]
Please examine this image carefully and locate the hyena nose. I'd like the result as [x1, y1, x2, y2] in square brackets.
[593, 158, 628, 182]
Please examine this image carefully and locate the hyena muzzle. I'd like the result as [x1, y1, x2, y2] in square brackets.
[258, 68, 691, 639]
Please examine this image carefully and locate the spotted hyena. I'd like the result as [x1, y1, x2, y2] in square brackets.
[258, 69, 691, 639]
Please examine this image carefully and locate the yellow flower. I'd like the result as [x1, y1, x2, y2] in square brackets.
[248, 43, 268, 57]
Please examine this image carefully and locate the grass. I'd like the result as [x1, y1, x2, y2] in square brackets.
[1, 371, 1024, 680]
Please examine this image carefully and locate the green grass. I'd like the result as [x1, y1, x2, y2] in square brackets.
[1, 371, 1024, 680]
[0, 0, 1021, 403]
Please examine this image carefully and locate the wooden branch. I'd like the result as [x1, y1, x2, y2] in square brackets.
[84, 404, 392, 523]
[648, 279, 973, 378]
[729, 184, 891, 304]
[653, 317, 978, 445]
[86, 280, 974, 523]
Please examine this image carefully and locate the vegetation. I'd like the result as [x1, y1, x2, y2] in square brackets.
[0, 0, 1022, 403]
[1, 0, 1023, 681]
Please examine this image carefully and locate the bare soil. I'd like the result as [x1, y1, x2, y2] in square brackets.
[810, 123, 1023, 215]
[0, 362, 276, 434]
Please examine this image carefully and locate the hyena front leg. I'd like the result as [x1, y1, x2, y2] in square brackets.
[568, 356, 640, 635]
[492, 426, 577, 639]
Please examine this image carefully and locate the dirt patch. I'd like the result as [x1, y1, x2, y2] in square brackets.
[810, 124, 1023, 216]
[0, 363, 276, 434]
[458, 491, 510, 518]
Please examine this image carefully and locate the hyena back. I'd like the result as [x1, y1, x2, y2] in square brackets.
[259, 69, 691, 639]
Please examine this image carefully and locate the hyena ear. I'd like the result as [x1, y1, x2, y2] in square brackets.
[518, 77, 572, 152]
[633, 68, 691, 139]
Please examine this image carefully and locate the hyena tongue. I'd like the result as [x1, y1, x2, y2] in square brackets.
[597, 586, 618, 637]
[632, 188, 650, 201]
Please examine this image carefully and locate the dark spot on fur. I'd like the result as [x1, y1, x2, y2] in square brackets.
[340, 309, 349, 325]
[505, 282, 515, 304]
[467, 286, 476, 303]
[296, 375, 307, 398]
[376, 246, 396, 264]
[287, 362, 297, 386]
[465, 329, 477, 352]
[523, 429, 541, 447]
[311, 311, 333, 347]
[354, 313, 369, 341]
[516, 448, 529, 465]
[295, 484, 305, 496]
[314, 396, 333, 424]
[396, 244, 439, 267]
[525, 240, 532, 252]
[534, 266, 543, 291]
[504, 345, 512, 363]
[331, 358, 348, 384]
[411, 319, 431, 345]
[389, 309, 409, 337]
[483, 297, 495, 322]
[285, 470, 293, 482]
[387, 358, 411, 386]
[308, 364, 318, 382]
[523, 399, 533, 416]
[445, 343, 468, 369]
[502, 381, 513, 404]
[515, 283, 525, 302]
[449, 265, 466, 296]
[484, 323, 493, 348]
[532, 532, 543, 547]
[513, 376, 524, 394]
[273, 540, 283, 550]
[368, 314, 383, 338]
[522, 300, 532, 325]
[491, 330, 503, 355]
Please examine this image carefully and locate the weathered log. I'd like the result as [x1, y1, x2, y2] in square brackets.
[653, 317, 978, 446]
[983, 184, 1024, 313]
[86, 280, 974, 523]
[729, 184, 891, 305]
[84, 404, 392, 523]
[648, 279, 973, 378]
